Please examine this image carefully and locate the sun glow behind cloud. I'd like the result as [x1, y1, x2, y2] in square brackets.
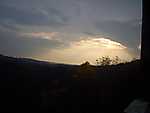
[0, 0, 141, 65]
[74, 38, 127, 49]
[37, 36, 135, 64]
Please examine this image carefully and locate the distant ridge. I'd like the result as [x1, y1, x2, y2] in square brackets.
[0, 54, 140, 67]
[0, 54, 77, 66]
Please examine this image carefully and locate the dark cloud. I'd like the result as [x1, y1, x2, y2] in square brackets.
[95, 19, 142, 49]
[83, 32, 97, 36]
[0, 1, 69, 30]
[0, 27, 62, 57]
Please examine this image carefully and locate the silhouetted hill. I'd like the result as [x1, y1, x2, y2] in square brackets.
[0, 54, 143, 113]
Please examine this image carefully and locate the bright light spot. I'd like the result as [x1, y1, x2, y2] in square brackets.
[74, 38, 127, 50]
[138, 43, 141, 50]
[38, 37, 135, 64]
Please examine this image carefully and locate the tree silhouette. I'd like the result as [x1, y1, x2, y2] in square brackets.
[80, 61, 90, 67]
[112, 56, 121, 65]
[73, 61, 96, 79]
[96, 56, 112, 66]
[96, 56, 122, 66]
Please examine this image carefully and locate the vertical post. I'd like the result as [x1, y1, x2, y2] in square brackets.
[141, 0, 150, 100]
[141, 0, 150, 65]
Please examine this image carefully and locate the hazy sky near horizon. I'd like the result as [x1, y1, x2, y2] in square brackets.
[0, 0, 142, 64]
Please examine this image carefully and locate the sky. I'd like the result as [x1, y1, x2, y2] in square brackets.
[0, 0, 142, 64]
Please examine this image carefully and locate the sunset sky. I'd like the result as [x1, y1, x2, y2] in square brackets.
[0, 0, 142, 64]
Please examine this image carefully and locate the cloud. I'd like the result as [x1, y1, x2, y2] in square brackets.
[38, 36, 135, 64]
[21, 32, 59, 40]
[0, 1, 69, 30]
[0, 28, 63, 57]
[0, 0, 141, 63]
[73, 38, 127, 50]
[95, 19, 142, 50]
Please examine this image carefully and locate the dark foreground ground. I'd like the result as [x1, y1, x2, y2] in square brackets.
[0, 55, 145, 113]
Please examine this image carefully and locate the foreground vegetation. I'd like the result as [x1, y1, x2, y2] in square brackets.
[0, 54, 143, 113]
